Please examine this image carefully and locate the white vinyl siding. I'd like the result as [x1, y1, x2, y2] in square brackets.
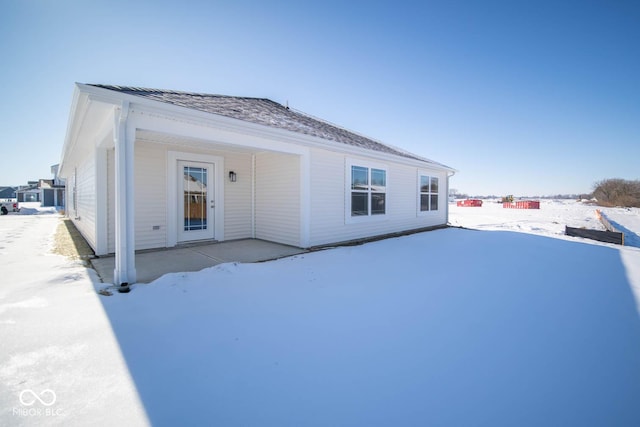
[134, 142, 167, 250]
[105, 140, 254, 252]
[103, 138, 446, 253]
[102, 142, 447, 252]
[255, 152, 300, 246]
[308, 148, 448, 247]
[222, 153, 253, 240]
[307, 149, 345, 245]
[71, 152, 97, 251]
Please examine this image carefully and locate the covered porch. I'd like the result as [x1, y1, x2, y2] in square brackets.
[91, 238, 307, 284]
[100, 105, 309, 290]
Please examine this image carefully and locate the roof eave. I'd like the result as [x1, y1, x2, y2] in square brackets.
[74, 84, 456, 172]
[58, 84, 86, 177]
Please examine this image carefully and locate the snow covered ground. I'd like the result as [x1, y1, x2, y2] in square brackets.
[1, 200, 640, 426]
[450, 199, 640, 249]
[0, 214, 148, 426]
[10, 202, 58, 216]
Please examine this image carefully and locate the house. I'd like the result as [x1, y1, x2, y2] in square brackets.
[15, 182, 40, 203]
[0, 186, 17, 201]
[59, 84, 455, 287]
[44, 164, 66, 208]
[15, 165, 65, 207]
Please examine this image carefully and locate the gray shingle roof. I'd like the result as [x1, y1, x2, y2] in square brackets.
[89, 84, 448, 167]
[0, 187, 16, 198]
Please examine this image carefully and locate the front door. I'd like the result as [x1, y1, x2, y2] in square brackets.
[178, 161, 215, 242]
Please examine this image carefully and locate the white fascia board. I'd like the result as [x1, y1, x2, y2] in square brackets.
[58, 85, 88, 177]
[76, 83, 456, 173]
[60, 84, 119, 177]
[77, 83, 131, 106]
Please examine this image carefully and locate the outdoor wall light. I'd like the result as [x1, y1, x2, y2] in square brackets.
[228, 171, 237, 182]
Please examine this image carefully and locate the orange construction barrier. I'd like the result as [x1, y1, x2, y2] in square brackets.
[457, 199, 483, 207]
[503, 200, 540, 209]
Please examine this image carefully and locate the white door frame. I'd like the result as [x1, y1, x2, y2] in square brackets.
[167, 151, 224, 246]
[177, 160, 215, 242]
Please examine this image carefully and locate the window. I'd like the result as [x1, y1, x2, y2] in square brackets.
[419, 175, 439, 212]
[349, 164, 387, 217]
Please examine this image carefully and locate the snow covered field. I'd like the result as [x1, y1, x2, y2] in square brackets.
[450, 199, 640, 249]
[1, 201, 640, 426]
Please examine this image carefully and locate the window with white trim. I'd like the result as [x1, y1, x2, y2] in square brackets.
[350, 164, 387, 217]
[419, 175, 439, 212]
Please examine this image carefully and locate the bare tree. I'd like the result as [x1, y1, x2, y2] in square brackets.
[592, 179, 640, 207]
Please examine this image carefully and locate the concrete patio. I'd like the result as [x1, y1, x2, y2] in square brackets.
[91, 239, 307, 284]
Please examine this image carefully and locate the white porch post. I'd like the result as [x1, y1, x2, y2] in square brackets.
[113, 101, 136, 291]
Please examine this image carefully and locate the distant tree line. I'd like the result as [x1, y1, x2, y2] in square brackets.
[451, 179, 640, 207]
[449, 190, 583, 200]
[592, 178, 640, 207]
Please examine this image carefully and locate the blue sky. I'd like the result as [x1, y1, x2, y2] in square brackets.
[1, 0, 638, 195]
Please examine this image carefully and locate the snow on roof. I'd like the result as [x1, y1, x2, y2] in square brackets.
[89, 84, 451, 168]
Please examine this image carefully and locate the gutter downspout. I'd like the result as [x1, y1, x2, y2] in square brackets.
[113, 101, 136, 292]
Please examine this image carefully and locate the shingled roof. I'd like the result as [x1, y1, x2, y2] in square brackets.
[89, 84, 450, 166]
[0, 187, 16, 199]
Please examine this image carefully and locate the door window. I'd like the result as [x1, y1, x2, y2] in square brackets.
[183, 166, 208, 231]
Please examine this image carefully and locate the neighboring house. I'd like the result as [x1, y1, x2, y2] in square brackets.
[15, 166, 65, 207]
[59, 83, 455, 286]
[16, 182, 40, 203]
[45, 164, 66, 208]
[0, 186, 17, 201]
